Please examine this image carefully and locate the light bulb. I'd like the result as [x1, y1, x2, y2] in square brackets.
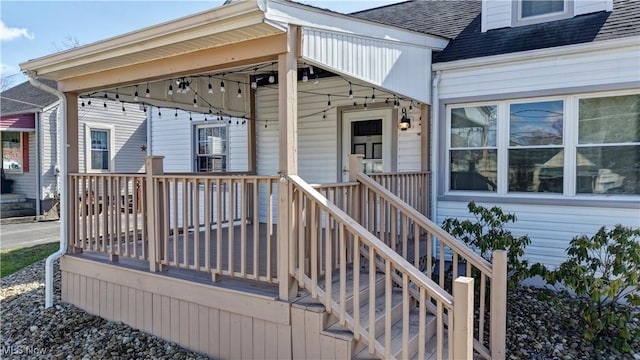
[302, 70, 308, 82]
[168, 84, 173, 96]
[208, 83, 213, 94]
[220, 81, 226, 93]
[268, 72, 275, 84]
[251, 80, 257, 90]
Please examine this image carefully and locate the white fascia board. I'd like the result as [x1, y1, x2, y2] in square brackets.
[433, 36, 640, 71]
[20, 1, 268, 75]
[265, 0, 449, 50]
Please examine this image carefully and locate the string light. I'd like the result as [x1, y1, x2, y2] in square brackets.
[348, 82, 353, 99]
[409, 101, 413, 113]
[302, 69, 308, 82]
[158, 109, 162, 117]
[237, 82, 242, 98]
[87, 100, 91, 106]
[371, 88, 376, 103]
[168, 83, 173, 96]
[134, 86, 139, 101]
[364, 96, 368, 110]
[81, 101, 85, 107]
[268, 71, 275, 84]
[327, 94, 331, 106]
[193, 94, 198, 108]
[115, 88, 120, 100]
[142, 105, 146, 113]
[251, 69, 258, 90]
[104, 101, 107, 108]
[314, 74, 319, 85]
[145, 83, 150, 98]
[189, 112, 193, 121]
[104, 92, 108, 99]
[322, 110, 326, 120]
[122, 103, 126, 112]
[208, 76, 214, 94]
[220, 80, 226, 93]
[175, 109, 178, 117]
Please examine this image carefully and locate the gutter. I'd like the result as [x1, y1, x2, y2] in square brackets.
[430, 71, 441, 228]
[35, 112, 41, 216]
[27, 74, 67, 309]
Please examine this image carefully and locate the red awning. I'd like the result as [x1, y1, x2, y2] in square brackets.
[1, 114, 36, 131]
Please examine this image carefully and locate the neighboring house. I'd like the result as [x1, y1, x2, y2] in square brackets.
[1, 80, 148, 218]
[17, 0, 639, 359]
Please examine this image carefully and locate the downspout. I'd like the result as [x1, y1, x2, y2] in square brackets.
[430, 71, 441, 225]
[27, 74, 66, 309]
[35, 112, 41, 217]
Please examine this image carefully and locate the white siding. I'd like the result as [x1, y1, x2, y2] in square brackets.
[438, 43, 640, 99]
[574, 0, 612, 15]
[255, 77, 423, 220]
[40, 105, 60, 200]
[78, 100, 147, 173]
[6, 132, 37, 198]
[151, 110, 248, 172]
[437, 200, 640, 268]
[302, 28, 432, 104]
[482, 0, 512, 32]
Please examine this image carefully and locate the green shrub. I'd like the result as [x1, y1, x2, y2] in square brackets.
[441, 201, 533, 290]
[544, 225, 640, 352]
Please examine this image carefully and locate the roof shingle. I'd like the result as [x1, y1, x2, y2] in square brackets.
[1, 79, 59, 115]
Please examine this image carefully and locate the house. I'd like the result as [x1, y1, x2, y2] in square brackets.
[1, 80, 147, 218]
[355, 0, 640, 267]
[17, 0, 638, 359]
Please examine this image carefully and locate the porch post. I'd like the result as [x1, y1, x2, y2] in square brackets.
[490, 250, 507, 360]
[65, 93, 80, 254]
[348, 154, 364, 182]
[420, 104, 430, 217]
[452, 276, 474, 360]
[277, 25, 299, 301]
[146, 156, 166, 272]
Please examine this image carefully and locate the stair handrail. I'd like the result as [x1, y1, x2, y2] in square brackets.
[289, 175, 456, 358]
[357, 172, 494, 275]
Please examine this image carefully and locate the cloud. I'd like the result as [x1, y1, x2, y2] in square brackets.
[0, 20, 34, 41]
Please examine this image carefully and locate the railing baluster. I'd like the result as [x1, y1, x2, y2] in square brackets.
[193, 178, 200, 271]
[325, 213, 333, 312]
[253, 179, 259, 279]
[402, 272, 409, 358]
[437, 301, 443, 360]
[204, 179, 211, 273]
[311, 201, 318, 298]
[384, 260, 391, 360]
[228, 179, 235, 275]
[368, 246, 376, 355]
[240, 179, 247, 277]
[353, 235, 360, 340]
[419, 287, 426, 360]
[480, 272, 486, 344]
[216, 178, 222, 277]
[339, 222, 346, 326]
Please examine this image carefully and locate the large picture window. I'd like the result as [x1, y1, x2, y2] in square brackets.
[446, 91, 639, 198]
[196, 125, 227, 172]
[1, 131, 23, 172]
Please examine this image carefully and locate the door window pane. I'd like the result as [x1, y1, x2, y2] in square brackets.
[2, 132, 22, 170]
[450, 150, 497, 191]
[451, 105, 497, 148]
[510, 100, 563, 146]
[521, 0, 564, 18]
[578, 94, 640, 144]
[509, 148, 564, 193]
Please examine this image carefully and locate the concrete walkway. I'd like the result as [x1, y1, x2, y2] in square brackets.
[0, 220, 60, 250]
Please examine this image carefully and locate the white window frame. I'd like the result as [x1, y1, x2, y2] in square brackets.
[194, 123, 229, 173]
[445, 90, 639, 200]
[85, 123, 115, 173]
[1, 131, 24, 174]
[512, 0, 574, 27]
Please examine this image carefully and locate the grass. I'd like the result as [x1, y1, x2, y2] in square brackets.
[0, 242, 60, 278]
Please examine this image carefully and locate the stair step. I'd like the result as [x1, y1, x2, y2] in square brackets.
[327, 268, 385, 316]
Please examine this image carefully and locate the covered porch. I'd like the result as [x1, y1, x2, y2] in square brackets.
[21, 1, 506, 359]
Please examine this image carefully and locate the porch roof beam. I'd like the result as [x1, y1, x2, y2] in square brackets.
[57, 34, 287, 93]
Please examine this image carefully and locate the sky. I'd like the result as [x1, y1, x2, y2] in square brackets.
[0, 0, 403, 86]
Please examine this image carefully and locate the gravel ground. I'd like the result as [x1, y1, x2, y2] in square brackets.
[0, 260, 207, 359]
[1, 261, 639, 359]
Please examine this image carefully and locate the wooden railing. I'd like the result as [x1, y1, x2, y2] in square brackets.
[289, 175, 476, 359]
[312, 182, 359, 214]
[355, 171, 506, 359]
[150, 169, 279, 283]
[69, 173, 147, 261]
[368, 171, 430, 216]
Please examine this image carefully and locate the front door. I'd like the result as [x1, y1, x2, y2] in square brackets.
[341, 109, 393, 181]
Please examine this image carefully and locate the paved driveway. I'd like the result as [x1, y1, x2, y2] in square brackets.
[0, 221, 60, 250]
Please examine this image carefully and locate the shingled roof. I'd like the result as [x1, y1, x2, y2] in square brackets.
[351, 0, 639, 63]
[1, 79, 59, 115]
[435, 0, 640, 62]
[351, 0, 481, 40]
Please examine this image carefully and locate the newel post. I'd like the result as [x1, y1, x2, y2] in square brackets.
[348, 154, 364, 182]
[453, 276, 474, 360]
[145, 156, 165, 272]
[491, 250, 508, 360]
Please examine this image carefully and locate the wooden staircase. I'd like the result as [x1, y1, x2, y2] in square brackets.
[292, 268, 446, 360]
